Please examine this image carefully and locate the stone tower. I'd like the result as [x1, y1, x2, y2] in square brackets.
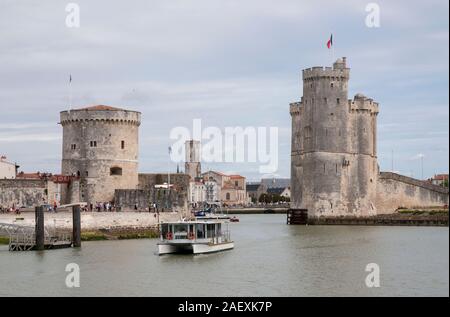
[185, 140, 201, 180]
[60, 105, 141, 203]
[290, 58, 379, 218]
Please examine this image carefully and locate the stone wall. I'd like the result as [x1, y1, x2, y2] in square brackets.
[376, 172, 449, 214]
[136, 173, 190, 212]
[0, 179, 47, 208]
[115, 188, 187, 212]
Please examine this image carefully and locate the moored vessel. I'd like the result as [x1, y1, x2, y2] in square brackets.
[157, 219, 234, 255]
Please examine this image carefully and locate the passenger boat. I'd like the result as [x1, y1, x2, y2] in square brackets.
[157, 219, 234, 255]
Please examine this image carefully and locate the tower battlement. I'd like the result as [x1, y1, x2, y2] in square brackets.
[302, 57, 350, 81]
[289, 102, 302, 115]
[60, 105, 141, 126]
[349, 94, 379, 114]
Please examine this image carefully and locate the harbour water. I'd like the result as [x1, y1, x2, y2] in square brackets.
[0, 214, 448, 296]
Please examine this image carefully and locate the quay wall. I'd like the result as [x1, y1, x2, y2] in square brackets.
[375, 172, 449, 214]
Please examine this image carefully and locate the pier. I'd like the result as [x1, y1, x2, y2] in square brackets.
[0, 204, 82, 251]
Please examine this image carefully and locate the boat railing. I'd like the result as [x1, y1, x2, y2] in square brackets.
[220, 230, 231, 242]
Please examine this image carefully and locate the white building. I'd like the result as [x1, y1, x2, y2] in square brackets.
[0, 157, 16, 179]
[189, 181, 205, 205]
[204, 180, 220, 203]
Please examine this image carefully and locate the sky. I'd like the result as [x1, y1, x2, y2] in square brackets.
[0, 0, 448, 181]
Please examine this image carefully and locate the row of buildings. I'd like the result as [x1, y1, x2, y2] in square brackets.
[0, 108, 251, 211]
[184, 140, 248, 207]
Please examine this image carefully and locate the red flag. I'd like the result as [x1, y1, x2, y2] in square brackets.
[327, 34, 333, 49]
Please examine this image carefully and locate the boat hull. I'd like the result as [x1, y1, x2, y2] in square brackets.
[157, 242, 234, 255]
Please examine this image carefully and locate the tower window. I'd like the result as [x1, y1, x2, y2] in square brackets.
[90, 141, 97, 147]
[71, 144, 76, 150]
[331, 83, 334, 88]
[85, 171, 89, 177]
[337, 98, 340, 104]
[121, 140, 125, 149]
[110, 167, 123, 176]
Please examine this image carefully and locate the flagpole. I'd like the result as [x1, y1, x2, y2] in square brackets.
[331, 44, 336, 65]
[69, 75, 72, 108]
[331, 34, 335, 64]
[168, 146, 171, 209]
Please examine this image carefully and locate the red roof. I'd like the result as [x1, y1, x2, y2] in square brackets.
[16, 172, 43, 179]
[77, 105, 124, 111]
[433, 174, 449, 181]
[229, 175, 245, 179]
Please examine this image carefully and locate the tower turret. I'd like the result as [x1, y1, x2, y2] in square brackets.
[60, 105, 141, 203]
[185, 140, 201, 180]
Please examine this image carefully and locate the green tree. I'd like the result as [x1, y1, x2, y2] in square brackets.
[258, 193, 270, 204]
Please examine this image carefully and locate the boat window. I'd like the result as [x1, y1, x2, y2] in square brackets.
[174, 224, 187, 233]
[217, 223, 221, 235]
[196, 224, 205, 238]
[207, 224, 215, 238]
[161, 224, 169, 237]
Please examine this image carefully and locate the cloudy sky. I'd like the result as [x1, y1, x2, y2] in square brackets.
[0, 0, 448, 181]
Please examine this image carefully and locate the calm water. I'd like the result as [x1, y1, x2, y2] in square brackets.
[0, 214, 448, 297]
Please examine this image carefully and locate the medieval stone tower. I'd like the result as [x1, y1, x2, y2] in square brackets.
[60, 105, 141, 203]
[290, 58, 379, 217]
[185, 140, 201, 180]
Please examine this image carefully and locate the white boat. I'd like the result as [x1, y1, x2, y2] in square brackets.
[157, 219, 234, 255]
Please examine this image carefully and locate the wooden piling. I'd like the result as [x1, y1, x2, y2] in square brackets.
[72, 205, 81, 247]
[35, 206, 45, 250]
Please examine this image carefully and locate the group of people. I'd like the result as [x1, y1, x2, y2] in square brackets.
[0, 202, 164, 214]
[0, 205, 21, 214]
[82, 202, 116, 212]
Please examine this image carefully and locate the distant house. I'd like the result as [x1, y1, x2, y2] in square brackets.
[0, 157, 18, 179]
[261, 178, 290, 189]
[431, 174, 448, 187]
[246, 182, 267, 202]
[201, 171, 249, 206]
[267, 187, 291, 199]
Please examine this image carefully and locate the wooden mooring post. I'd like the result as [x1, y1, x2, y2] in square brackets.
[35, 206, 45, 250]
[72, 205, 81, 247]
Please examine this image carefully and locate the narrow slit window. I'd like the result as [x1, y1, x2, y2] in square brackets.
[121, 140, 125, 149]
